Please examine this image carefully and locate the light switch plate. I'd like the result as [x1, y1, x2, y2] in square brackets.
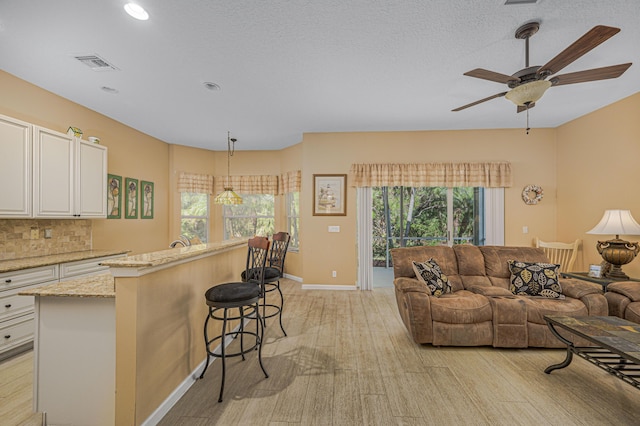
[328, 226, 340, 233]
[30, 228, 39, 239]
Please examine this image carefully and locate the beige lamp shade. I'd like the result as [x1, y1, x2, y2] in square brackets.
[505, 80, 552, 106]
[587, 209, 640, 237]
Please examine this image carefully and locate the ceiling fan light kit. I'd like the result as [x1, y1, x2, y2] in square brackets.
[452, 21, 632, 133]
[505, 80, 551, 106]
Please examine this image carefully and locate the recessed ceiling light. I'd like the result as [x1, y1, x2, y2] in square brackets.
[203, 82, 221, 91]
[101, 86, 119, 94]
[124, 3, 149, 21]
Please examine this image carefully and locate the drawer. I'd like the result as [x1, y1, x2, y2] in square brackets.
[0, 291, 34, 322]
[0, 265, 59, 292]
[0, 313, 34, 352]
[60, 254, 124, 279]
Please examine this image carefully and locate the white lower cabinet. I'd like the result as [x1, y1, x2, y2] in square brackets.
[0, 254, 124, 360]
[0, 265, 58, 360]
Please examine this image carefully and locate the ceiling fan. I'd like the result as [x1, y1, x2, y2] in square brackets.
[452, 21, 632, 114]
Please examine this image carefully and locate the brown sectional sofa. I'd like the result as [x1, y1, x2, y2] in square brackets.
[391, 245, 608, 348]
[605, 281, 640, 323]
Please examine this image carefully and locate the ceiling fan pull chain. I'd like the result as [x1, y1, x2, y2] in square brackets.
[526, 105, 530, 135]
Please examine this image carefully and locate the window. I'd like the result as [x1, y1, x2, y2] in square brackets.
[286, 192, 299, 251]
[181, 192, 209, 242]
[223, 194, 274, 239]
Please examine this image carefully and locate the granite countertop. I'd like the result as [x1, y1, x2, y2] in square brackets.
[0, 249, 130, 274]
[101, 239, 245, 269]
[19, 273, 115, 298]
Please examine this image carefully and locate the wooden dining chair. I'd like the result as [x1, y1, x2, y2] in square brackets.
[534, 237, 581, 273]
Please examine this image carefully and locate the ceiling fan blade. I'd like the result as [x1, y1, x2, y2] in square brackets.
[517, 103, 535, 113]
[464, 69, 519, 84]
[550, 63, 632, 86]
[538, 25, 621, 77]
[452, 92, 508, 112]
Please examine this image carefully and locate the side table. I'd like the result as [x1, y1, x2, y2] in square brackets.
[561, 271, 640, 291]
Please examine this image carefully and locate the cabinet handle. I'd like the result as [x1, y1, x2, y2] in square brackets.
[4, 335, 10, 339]
[5, 279, 11, 283]
[4, 304, 11, 308]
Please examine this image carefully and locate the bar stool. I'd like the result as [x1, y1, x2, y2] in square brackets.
[199, 236, 270, 402]
[263, 231, 290, 336]
[242, 232, 290, 336]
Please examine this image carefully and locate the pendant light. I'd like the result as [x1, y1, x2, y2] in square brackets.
[214, 132, 243, 205]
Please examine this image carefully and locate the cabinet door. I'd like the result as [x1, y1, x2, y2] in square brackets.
[77, 140, 107, 217]
[0, 114, 32, 217]
[33, 127, 75, 217]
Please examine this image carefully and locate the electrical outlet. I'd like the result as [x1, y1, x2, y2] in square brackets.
[30, 228, 39, 239]
[44, 229, 53, 239]
[332, 271, 337, 278]
[522, 226, 528, 234]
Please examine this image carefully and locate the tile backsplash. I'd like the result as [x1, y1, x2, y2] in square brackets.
[0, 219, 92, 260]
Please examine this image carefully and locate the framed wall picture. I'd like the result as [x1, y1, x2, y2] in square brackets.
[107, 174, 122, 219]
[313, 174, 347, 216]
[141, 180, 154, 219]
[125, 177, 139, 219]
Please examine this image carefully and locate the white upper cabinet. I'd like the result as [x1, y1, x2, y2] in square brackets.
[33, 126, 75, 217]
[33, 127, 108, 218]
[0, 114, 32, 218]
[0, 115, 107, 218]
[76, 139, 107, 217]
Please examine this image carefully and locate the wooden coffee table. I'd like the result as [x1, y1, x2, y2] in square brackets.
[544, 315, 640, 389]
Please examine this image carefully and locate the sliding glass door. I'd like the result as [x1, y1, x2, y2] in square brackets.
[372, 186, 484, 268]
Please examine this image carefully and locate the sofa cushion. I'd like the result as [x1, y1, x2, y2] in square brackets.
[479, 246, 549, 289]
[522, 297, 588, 324]
[453, 245, 493, 289]
[412, 259, 452, 297]
[391, 246, 464, 291]
[430, 291, 493, 324]
[508, 260, 563, 299]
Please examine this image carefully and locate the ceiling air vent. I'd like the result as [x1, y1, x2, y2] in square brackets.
[73, 54, 119, 71]
[505, 0, 538, 4]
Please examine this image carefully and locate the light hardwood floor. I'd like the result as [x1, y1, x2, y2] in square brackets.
[3, 280, 640, 425]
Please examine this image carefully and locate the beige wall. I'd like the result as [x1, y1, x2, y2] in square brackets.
[0, 70, 170, 255]
[299, 129, 558, 285]
[556, 92, 640, 277]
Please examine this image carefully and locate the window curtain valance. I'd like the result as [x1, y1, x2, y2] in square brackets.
[279, 170, 301, 194]
[214, 174, 279, 195]
[349, 162, 512, 188]
[177, 172, 215, 194]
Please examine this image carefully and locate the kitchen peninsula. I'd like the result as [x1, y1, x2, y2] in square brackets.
[20, 239, 246, 426]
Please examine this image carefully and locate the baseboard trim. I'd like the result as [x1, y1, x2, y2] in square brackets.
[283, 273, 302, 282]
[141, 322, 242, 426]
[301, 284, 357, 291]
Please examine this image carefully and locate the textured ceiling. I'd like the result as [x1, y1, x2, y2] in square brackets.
[0, 1, 639, 150]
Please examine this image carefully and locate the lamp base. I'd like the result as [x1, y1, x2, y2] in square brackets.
[596, 238, 640, 281]
[603, 264, 630, 280]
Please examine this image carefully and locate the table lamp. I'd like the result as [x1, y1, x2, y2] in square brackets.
[587, 209, 640, 279]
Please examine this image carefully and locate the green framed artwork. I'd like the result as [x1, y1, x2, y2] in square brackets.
[141, 180, 154, 219]
[125, 177, 139, 219]
[107, 174, 122, 219]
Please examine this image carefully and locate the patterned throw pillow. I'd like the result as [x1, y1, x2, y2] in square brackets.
[412, 259, 452, 297]
[508, 260, 563, 298]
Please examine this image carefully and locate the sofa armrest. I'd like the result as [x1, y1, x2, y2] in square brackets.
[469, 286, 514, 297]
[394, 277, 429, 294]
[393, 277, 434, 344]
[560, 278, 602, 299]
[560, 278, 608, 316]
[607, 281, 640, 302]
